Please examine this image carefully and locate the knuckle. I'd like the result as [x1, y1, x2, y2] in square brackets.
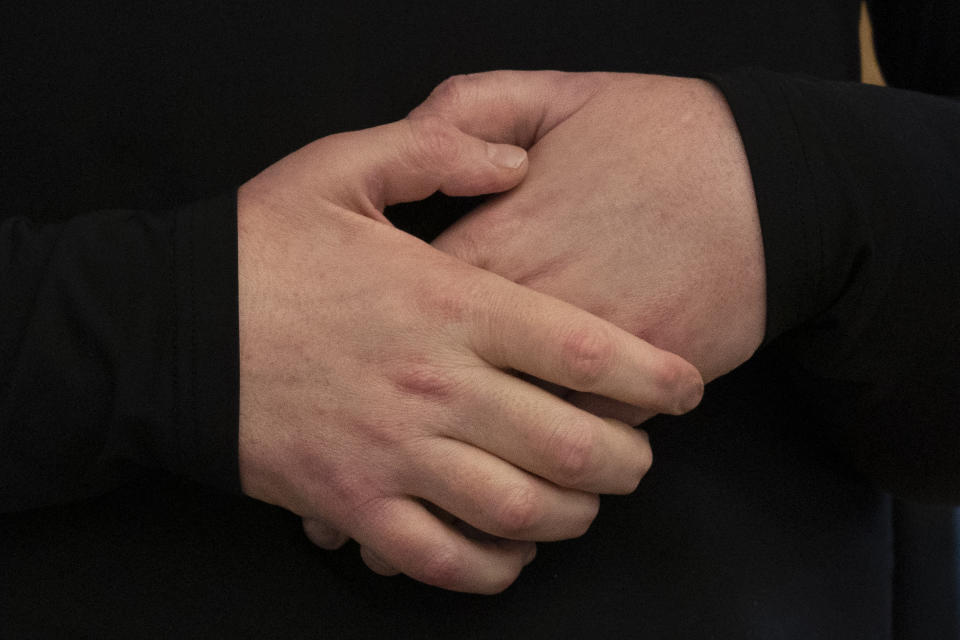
[428, 74, 473, 112]
[494, 483, 542, 536]
[407, 115, 462, 172]
[353, 413, 407, 448]
[419, 545, 466, 589]
[310, 439, 398, 515]
[549, 424, 597, 487]
[418, 282, 472, 323]
[390, 362, 459, 401]
[330, 472, 387, 519]
[559, 326, 615, 389]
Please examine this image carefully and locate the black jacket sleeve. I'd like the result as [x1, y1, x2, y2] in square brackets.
[0, 194, 240, 511]
[706, 10, 960, 502]
[868, 0, 960, 96]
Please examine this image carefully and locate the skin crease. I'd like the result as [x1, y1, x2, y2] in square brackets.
[335, 71, 767, 575]
[237, 114, 704, 594]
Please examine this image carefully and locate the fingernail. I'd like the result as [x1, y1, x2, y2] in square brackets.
[486, 143, 527, 169]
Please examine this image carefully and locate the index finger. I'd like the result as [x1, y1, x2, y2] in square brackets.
[470, 277, 704, 415]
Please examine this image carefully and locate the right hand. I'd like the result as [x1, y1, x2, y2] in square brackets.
[237, 115, 704, 594]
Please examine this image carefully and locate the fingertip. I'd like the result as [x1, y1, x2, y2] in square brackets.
[648, 350, 705, 416]
[302, 518, 349, 550]
[435, 134, 528, 198]
[636, 428, 654, 479]
[523, 542, 537, 566]
[361, 546, 401, 576]
[675, 367, 705, 415]
[496, 537, 536, 561]
[485, 142, 527, 170]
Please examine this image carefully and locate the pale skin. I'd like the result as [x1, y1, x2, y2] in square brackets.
[238, 112, 704, 594]
[307, 71, 768, 580]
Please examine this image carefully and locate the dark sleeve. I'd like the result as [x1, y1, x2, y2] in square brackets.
[0, 194, 240, 511]
[867, 0, 960, 95]
[705, 57, 959, 502]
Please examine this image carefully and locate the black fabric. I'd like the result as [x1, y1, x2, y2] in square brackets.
[0, 194, 239, 510]
[1, 1, 957, 637]
[892, 501, 960, 639]
[868, 0, 960, 94]
[710, 69, 960, 502]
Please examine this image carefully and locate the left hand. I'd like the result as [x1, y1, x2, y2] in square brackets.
[424, 71, 767, 422]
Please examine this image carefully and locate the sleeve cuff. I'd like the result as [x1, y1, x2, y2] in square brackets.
[173, 192, 241, 494]
[703, 68, 823, 345]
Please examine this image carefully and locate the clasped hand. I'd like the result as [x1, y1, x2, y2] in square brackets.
[238, 70, 764, 594]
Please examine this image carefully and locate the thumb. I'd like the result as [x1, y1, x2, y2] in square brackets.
[410, 71, 605, 148]
[324, 115, 528, 217]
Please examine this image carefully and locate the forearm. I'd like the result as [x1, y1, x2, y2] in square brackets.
[710, 69, 960, 501]
[0, 195, 239, 511]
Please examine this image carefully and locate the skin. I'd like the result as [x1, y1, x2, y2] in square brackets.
[336, 71, 767, 577]
[427, 71, 767, 418]
[237, 113, 704, 594]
